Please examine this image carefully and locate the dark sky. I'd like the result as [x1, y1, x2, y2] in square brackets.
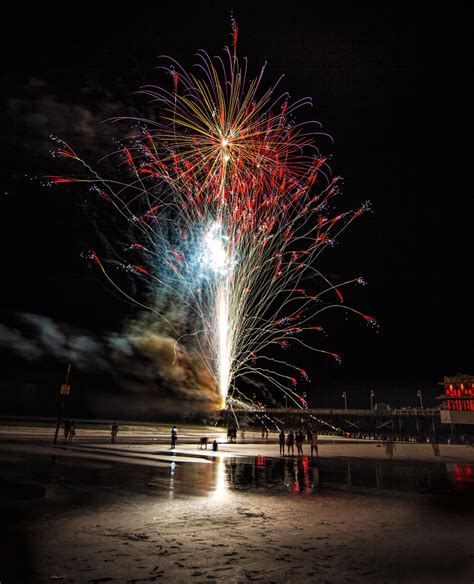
[0, 2, 471, 414]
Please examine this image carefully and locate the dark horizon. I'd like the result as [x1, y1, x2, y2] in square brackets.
[1, 3, 471, 418]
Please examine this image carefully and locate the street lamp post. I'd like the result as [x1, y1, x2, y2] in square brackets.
[417, 390, 423, 409]
[342, 391, 347, 410]
[303, 392, 308, 409]
[53, 363, 71, 445]
[370, 389, 375, 411]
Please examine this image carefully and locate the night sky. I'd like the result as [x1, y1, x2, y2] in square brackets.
[1, 3, 471, 416]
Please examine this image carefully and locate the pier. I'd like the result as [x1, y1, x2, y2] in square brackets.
[222, 407, 473, 443]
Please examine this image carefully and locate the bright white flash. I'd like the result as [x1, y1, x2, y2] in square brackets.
[203, 222, 231, 275]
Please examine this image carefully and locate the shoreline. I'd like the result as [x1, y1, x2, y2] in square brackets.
[1, 422, 473, 464]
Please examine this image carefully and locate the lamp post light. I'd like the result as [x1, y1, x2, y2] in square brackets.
[417, 389, 423, 409]
[303, 392, 308, 409]
[342, 391, 348, 410]
[370, 389, 375, 411]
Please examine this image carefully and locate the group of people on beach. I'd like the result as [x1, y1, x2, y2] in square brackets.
[279, 428, 319, 457]
[63, 420, 120, 444]
[62, 420, 320, 456]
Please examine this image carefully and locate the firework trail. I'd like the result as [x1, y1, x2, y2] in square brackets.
[49, 37, 374, 410]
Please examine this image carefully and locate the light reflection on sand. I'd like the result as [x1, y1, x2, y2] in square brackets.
[213, 455, 228, 501]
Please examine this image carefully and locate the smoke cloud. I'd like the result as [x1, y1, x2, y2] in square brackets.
[0, 312, 220, 420]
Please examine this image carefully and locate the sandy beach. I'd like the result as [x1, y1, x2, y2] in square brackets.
[1, 424, 473, 583]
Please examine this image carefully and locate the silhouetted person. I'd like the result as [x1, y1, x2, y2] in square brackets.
[286, 430, 294, 456]
[311, 429, 319, 458]
[111, 421, 119, 443]
[64, 419, 71, 444]
[171, 425, 177, 448]
[212, 440, 218, 451]
[384, 440, 396, 460]
[296, 430, 304, 457]
[68, 421, 76, 444]
[279, 430, 286, 455]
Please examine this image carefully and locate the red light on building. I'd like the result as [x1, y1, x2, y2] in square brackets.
[444, 376, 474, 411]
[453, 463, 474, 484]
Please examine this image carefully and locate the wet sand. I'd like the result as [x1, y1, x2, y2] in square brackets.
[27, 486, 474, 584]
[1, 425, 473, 583]
[159, 439, 474, 465]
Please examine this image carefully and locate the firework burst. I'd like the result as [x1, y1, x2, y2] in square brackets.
[49, 38, 374, 410]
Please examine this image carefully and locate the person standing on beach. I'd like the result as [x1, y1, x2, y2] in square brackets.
[296, 430, 304, 457]
[64, 419, 71, 444]
[68, 421, 76, 444]
[171, 425, 178, 448]
[384, 440, 396, 460]
[279, 430, 286, 455]
[286, 430, 295, 456]
[311, 428, 319, 458]
[111, 421, 119, 443]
